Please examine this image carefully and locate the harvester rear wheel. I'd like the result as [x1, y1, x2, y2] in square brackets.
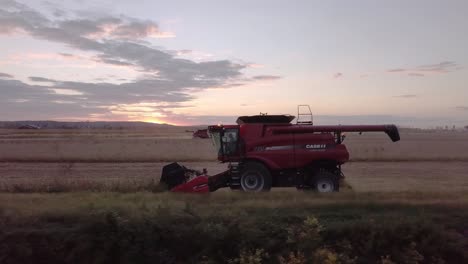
[240, 162, 272, 192]
[312, 170, 339, 192]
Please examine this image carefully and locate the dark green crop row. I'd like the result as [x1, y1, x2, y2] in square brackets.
[1, 192, 467, 264]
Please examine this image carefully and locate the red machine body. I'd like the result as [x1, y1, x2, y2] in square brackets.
[170, 176, 210, 193]
[192, 129, 209, 139]
[215, 122, 399, 169]
[165, 113, 400, 193]
[206, 115, 399, 191]
[214, 123, 350, 168]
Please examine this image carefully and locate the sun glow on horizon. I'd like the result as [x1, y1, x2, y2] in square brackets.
[142, 117, 177, 126]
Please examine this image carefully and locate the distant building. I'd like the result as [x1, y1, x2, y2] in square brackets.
[18, 124, 41, 129]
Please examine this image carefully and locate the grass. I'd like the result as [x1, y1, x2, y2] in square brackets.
[2, 191, 468, 216]
[0, 177, 164, 193]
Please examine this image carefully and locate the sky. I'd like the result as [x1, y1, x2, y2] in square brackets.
[0, 0, 467, 127]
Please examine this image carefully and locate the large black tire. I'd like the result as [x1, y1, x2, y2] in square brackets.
[240, 162, 272, 192]
[311, 170, 339, 192]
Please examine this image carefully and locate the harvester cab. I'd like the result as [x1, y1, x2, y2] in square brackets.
[208, 125, 241, 161]
[160, 108, 400, 193]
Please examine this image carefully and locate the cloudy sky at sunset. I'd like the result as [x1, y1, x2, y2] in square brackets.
[1, 0, 467, 127]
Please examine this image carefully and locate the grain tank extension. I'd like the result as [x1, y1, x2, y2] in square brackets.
[160, 113, 400, 193]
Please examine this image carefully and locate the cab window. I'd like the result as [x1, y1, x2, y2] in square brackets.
[222, 128, 238, 155]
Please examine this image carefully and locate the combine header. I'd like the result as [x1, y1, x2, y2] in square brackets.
[161, 107, 400, 193]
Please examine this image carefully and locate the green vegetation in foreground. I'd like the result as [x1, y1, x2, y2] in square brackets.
[1, 192, 467, 264]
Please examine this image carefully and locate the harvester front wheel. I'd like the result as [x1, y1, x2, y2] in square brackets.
[312, 170, 339, 192]
[240, 162, 272, 192]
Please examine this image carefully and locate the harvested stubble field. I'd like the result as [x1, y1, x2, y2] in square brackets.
[1, 128, 468, 162]
[1, 161, 468, 193]
[1, 128, 468, 263]
[0, 128, 467, 193]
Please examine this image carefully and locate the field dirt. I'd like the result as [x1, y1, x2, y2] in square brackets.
[1, 161, 467, 192]
[1, 129, 468, 162]
[0, 128, 467, 193]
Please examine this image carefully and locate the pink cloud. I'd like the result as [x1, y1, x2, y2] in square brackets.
[86, 20, 175, 40]
[455, 106, 468, 111]
[246, 63, 265, 69]
[393, 94, 417, 98]
[387, 68, 406, 72]
[333, 72, 343, 79]
[408, 73, 424, 77]
[0, 72, 14, 78]
[252, 75, 282, 81]
[387, 61, 462, 76]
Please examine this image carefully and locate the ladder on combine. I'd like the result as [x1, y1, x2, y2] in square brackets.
[296, 105, 313, 125]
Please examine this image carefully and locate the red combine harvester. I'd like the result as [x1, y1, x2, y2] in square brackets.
[160, 108, 400, 193]
[192, 129, 209, 139]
